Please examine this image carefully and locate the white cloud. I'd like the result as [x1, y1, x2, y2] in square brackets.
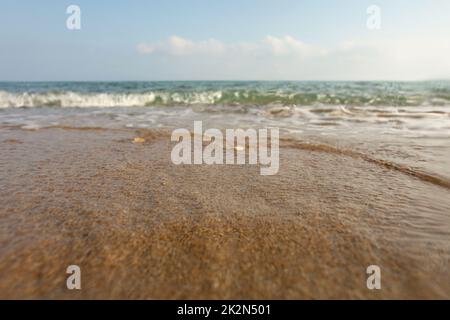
[137, 36, 225, 56]
[264, 35, 313, 56]
[138, 35, 315, 57]
[136, 35, 450, 80]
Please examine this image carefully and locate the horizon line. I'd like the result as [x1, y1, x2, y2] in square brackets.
[1, 79, 449, 83]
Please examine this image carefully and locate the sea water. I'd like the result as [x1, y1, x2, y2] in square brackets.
[1, 80, 449, 179]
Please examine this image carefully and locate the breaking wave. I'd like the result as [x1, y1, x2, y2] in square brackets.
[1, 83, 450, 108]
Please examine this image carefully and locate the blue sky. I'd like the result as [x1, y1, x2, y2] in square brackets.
[1, 0, 449, 81]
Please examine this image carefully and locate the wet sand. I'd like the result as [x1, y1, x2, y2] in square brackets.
[0, 127, 449, 299]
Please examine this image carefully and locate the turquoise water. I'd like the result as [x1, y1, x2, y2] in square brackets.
[1, 81, 450, 180]
[1, 81, 450, 107]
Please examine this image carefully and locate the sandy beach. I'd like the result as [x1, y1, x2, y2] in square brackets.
[0, 126, 449, 299]
[2, 0, 450, 305]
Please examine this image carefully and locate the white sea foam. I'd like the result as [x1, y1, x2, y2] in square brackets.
[0, 90, 224, 108]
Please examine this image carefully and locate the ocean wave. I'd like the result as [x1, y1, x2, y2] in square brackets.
[1, 88, 450, 108]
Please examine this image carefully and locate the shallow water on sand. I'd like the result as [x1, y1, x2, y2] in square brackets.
[1, 102, 450, 181]
[0, 127, 449, 299]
